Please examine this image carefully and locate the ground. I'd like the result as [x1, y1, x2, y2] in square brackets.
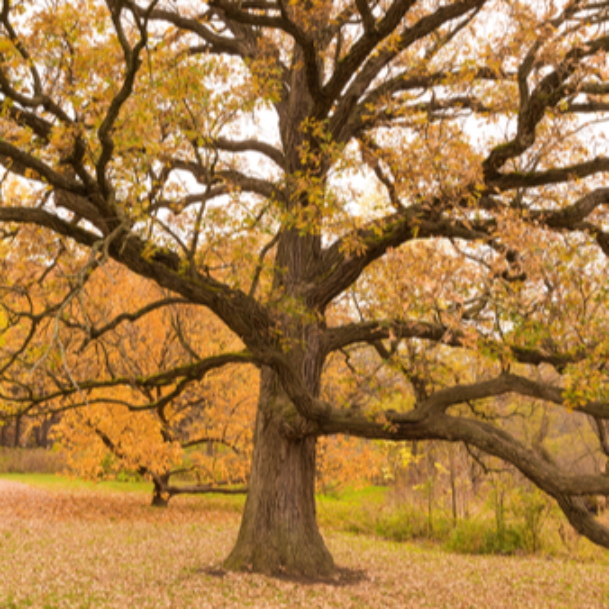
[0, 478, 608, 608]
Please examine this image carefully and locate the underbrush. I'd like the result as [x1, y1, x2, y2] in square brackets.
[318, 497, 452, 542]
[446, 519, 528, 554]
[317, 485, 609, 562]
[0, 447, 66, 475]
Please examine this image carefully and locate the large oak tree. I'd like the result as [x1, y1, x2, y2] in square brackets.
[2, 0, 609, 576]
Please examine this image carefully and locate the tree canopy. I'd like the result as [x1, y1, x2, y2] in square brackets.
[2, 0, 609, 576]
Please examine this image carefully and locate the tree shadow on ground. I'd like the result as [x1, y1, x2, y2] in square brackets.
[201, 565, 367, 587]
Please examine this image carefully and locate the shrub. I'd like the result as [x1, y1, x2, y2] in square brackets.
[446, 518, 527, 555]
[511, 487, 551, 553]
[376, 504, 453, 542]
[318, 494, 454, 543]
[375, 506, 419, 542]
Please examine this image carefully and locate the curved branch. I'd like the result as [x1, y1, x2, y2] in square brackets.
[3, 351, 257, 417]
[144, 3, 249, 56]
[483, 33, 609, 179]
[486, 157, 609, 193]
[320, 0, 426, 118]
[532, 187, 609, 228]
[216, 169, 284, 201]
[555, 494, 609, 547]
[311, 207, 494, 309]
[1, 105, 53, 141]
[317, 410, 609, 496]
[213, 137, 285, 169]
[248, 231, 280, 298]
[85, 297, 191, 344]
[324, 318, 588, 371]
[169, 159, 284, 201]
[0, 206, 101, 247]
[96, 0, 159, 196]
[324, 319, 459, 353]
[324, 0, 486, 130]
[0, 141, 87, 193]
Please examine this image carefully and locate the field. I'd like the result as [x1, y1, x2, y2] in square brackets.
[1, 475, 608, 608]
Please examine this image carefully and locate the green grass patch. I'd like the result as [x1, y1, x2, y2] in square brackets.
[0, 472, 249, 514]
[446, 519, 528, 555]
[0, 472, 154, 494]
[317, 485, 387, 505]
[190, 492, 246, 512]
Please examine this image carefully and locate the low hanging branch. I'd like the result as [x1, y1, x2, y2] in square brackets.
[89, 422, 247, 506]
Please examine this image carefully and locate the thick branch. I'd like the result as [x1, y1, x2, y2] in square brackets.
[214, 137, 285, 169]
[317, 411, 609, 496]
[324, 319, 587, 372]
[0, 142, 87, 193]
[486, 157, 609, 193]
[483, 34, 609, 178]
[311, 208, 493, 309]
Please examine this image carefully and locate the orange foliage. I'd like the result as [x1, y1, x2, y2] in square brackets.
[2, 259, 259, 492]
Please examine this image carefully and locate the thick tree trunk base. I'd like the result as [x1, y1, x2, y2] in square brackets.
[150, 493, 169, 508]
[151, 493, 169, 508]
[224, 411, 334, 578]
[151, 478, 170, 508]
[223, 522, 334, 578]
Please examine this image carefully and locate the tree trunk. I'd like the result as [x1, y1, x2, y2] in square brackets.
[151, 474, 170, 508]
[224, 370, 334, 577]
[448, 444, 458, 525]
[13, 416, 21, 448]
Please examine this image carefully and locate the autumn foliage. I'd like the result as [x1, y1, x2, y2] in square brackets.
[3, 0, 609, 578]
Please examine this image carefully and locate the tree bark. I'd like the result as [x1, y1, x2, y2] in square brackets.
[555, 494, 609, 547]
[224, 369, 334, 577]
[13, 417, 21, 448]
[151, 474, 170, 508]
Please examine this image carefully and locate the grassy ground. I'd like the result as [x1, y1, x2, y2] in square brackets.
[1, 475, 609, 608]
[0, 472, 154, 494]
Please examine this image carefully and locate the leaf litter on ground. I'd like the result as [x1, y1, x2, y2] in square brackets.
[0, 479, 608, 608]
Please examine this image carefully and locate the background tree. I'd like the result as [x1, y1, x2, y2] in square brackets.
[0, 251, 256, 502]
[49, 264, 255, 506]
[3, 0, 609, 577]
